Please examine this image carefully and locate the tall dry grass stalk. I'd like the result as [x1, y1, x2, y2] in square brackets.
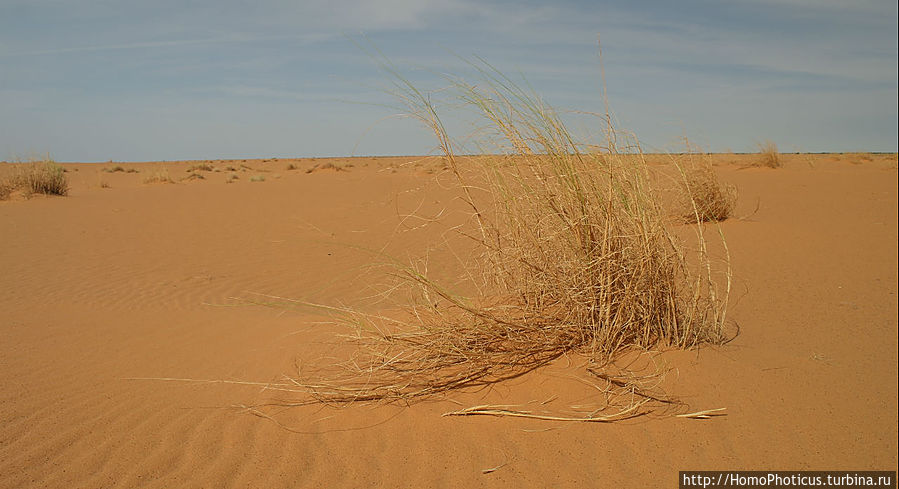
[257, 62, 731, 416]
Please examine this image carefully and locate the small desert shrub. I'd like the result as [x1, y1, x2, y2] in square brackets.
[249, 174, 265, 182]
[9, 159, 69, 196]
[103, 165, 126, 173]
[187, 163, 214, 172]
[848, 153, 873, 164]
[143, 168, 174, 184]
[264, 61, 731, 415]
[305, 162, 346, 173]
[99, 180, 111, 188]
[757, 141, 782, 168]
[681, 160, 738, 223]
[286, 163, 298, 170]
[30, 160, 68, 195]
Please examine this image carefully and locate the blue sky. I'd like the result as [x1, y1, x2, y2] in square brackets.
[1, 0, 896, 162]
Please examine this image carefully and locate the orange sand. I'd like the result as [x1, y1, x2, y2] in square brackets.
[1, 154, 896, 487]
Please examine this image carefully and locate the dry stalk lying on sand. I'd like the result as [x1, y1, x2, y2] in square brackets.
[676, 408, 727, 419]
[443, 400, 649, 422]
[255, 60, 732, 419]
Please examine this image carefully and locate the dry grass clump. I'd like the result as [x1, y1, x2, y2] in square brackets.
[24, 159, 69, 196]
[0, 158, 69, 198]
[757, 141, 782, 168]
[102, 165, 138, 173]
[680, 159, 737, 223]
[143, 168, 174, 184]
[249, 174, 265, 182]
[258, 62, 731, 415]
[187, 163, 215, 172]
[847, 153, 873, 164]
[305, 162, 347, 173]
[0, 180, 12, 200]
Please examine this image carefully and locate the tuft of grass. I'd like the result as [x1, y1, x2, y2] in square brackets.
[680, 157, 738, 223]
[103, 165, 139, 173]
[847, 153, 872, 164]
[757, 141, 782, 168]
[249, 174, 265, 182]
[304, 162, 347, 173]
[261, 59, 732, 413]
[0, 181, 11, 200]
[187, 163, 215, 172]
[1, 158, 69, 198]
[28, 159, 69, 196]
[143, 168, 174, 184]
[286, 163, 298, 170]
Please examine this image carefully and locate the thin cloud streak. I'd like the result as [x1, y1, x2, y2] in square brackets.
[0, 0, 895, 160]
[0, 33, 341, 58]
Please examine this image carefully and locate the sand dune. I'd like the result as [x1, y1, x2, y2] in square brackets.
[1, 154, 896, 488]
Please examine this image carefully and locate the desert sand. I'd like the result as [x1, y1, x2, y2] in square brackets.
[1, 153, 896, 488]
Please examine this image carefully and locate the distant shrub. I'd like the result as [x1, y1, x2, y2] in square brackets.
[757, 141, 782, 168]
[187, 163, 215, 172]
[305, 162, 347, 173]
[143, 168, 174, 184]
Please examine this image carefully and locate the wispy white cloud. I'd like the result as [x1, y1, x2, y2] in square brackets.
[1, 38, 230, 57]
[0, 0, 895, 159]
[0, 32, 344, 58]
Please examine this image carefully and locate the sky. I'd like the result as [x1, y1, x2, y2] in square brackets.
[1, 0, 896, 162]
